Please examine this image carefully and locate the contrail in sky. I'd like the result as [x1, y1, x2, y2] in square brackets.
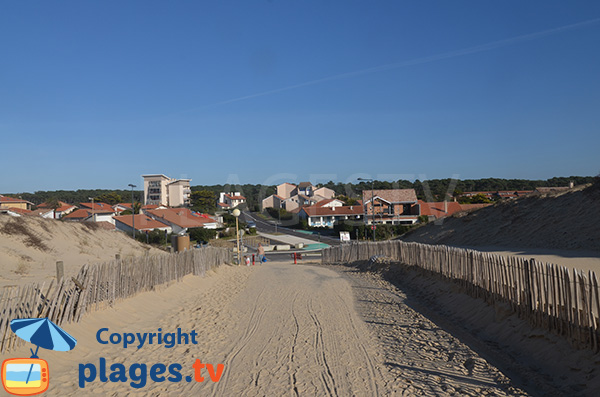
[192, 17, 600, 110]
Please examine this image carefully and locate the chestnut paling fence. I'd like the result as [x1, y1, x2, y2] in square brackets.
[0, 247, 232, 354]
[322, 241, 600, 351]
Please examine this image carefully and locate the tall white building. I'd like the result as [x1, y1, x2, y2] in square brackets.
[142, 174, 191, 207]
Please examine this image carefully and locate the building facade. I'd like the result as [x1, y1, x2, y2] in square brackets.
[142, 174, 191, 207]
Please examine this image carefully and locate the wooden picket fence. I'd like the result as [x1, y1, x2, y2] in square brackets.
[323, 241, 600, 351]
[0, 247, 232, 354]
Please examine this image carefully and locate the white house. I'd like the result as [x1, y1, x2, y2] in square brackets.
[218, 192, 246, 209]
[298, 205, 364, 228]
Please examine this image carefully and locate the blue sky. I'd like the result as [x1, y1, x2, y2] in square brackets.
[1, 1, 599, 192]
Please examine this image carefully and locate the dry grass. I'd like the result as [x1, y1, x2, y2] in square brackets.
[1, 219, 49, 251]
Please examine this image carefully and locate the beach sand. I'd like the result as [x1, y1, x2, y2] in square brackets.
[5, 260, 588, 395]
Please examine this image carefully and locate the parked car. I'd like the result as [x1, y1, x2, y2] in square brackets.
[247, 221, 256, 228]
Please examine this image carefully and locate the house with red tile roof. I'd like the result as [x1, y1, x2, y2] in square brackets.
[63, 205, 116, 224]
[79, 202, 113, 211]
[298, 205, 364, 228]
[114, 214, 172, 234]
[63, 209, 94, 222]
[418, 200, 463, 220]
[459, 190, 533, 200]
[29, 208, 56, 219]
[0, 207, 32, 217]
[0, 195, 34, 210]
[145, 208, 219, 234]
[37, 201, 77, 218]
[113, 203, 133, 214]
[313, 198, 345, 208]
[218, 192, 246, 209]
[362, 189, 420, 225]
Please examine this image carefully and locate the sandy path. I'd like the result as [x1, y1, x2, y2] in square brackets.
[2, 263, 387, 396]
[207, 263, 385, 396]
[2, 261, 547, 396]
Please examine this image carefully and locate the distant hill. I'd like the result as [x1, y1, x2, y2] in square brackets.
[402, 181, 600, 252]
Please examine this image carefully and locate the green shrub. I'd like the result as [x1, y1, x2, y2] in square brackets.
[189, 227, 217, 243]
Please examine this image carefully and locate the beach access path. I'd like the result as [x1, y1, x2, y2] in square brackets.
[8, 262, 530, 396]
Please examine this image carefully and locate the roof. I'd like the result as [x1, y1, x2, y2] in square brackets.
[298, 182, 313, 189]
[114, 214, 169, 231]
[278, 182, 296, 187]
[114, 203, 133, 209]
[217, 202, 231, 208]
[38, 201, 75, 212]
[314, 199, 344, 208]
[0, 195, 33, 205]
[167, 179, 191, 185]
[225, 194, 246, 200]
[418, 200, 463, 218]
[297, 194, 314, 201]
[7, 207, 33, 215]
[28, 208, 54, 217]
[142, 204, 161, 210]
[63, 209, 92, 220]
[79, 202, 114, 212]
[147, 208, 217, 228]
[142, 174, 170, 179]
[362, 189, 418, 204]
[301, 205, 364, 217]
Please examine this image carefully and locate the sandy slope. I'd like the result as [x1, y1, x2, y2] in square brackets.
[0, 214, 161, 287]
[1, 262, 543, 396]
[402, 183, 600, 268]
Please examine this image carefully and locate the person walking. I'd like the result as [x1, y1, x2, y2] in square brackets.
[257, 243, 265, 264]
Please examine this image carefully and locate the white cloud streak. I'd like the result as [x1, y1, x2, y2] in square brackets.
[191, 17, 600, 110]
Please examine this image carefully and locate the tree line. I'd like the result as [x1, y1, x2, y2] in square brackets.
[5, 176, 596, 212]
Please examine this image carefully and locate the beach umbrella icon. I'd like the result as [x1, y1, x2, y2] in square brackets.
[9, 318, 77, 384]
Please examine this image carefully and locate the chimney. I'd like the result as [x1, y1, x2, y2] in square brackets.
[444, 200, 448, 214]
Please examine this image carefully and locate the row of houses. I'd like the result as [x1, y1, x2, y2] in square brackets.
[457, 185, 574, 200]
[259, 184, 496, 228]
[261, 182, 336, 212]
[0, 195, 219, 235]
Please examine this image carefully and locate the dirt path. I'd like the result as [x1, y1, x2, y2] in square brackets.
[3, 261, 532, 396]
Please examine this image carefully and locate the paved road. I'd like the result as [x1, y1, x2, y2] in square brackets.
[242, 211, 341, 247]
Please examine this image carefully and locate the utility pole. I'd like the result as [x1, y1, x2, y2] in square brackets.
[128, 184, 136, 239]
[358, 178, 376, 242]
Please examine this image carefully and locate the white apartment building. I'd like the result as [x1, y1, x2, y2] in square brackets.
[142, 174, 191, 207]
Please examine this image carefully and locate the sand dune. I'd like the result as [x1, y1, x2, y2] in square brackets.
[403, 183, 600, 270]
[0, 214, 161, 287]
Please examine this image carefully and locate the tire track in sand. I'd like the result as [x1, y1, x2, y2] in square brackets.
[208, 262, 388, 396]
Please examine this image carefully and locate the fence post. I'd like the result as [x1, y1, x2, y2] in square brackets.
[56, 261, 64, 282]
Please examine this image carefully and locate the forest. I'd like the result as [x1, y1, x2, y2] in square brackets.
[6, 176, 596, 212]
